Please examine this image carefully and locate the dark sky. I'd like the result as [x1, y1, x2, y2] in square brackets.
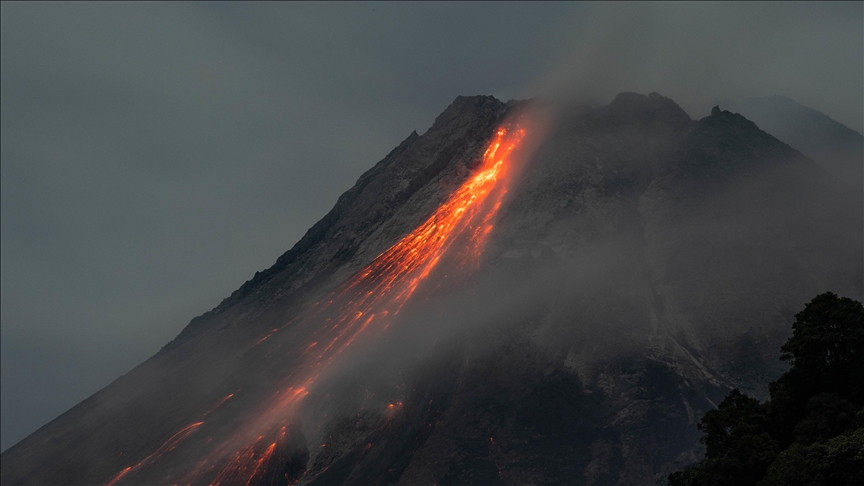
[1, 2, 861, 452]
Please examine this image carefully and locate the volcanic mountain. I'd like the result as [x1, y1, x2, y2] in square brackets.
[1, 93, 861, 485]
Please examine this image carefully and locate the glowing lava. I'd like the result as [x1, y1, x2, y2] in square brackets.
[105, 123, 529, 485]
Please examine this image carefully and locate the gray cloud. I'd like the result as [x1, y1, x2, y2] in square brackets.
[529, 2, 863, 132]
[1, 1, 860, 451]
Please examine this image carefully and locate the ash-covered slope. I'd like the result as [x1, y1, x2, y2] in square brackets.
[1, 93, 860, 486]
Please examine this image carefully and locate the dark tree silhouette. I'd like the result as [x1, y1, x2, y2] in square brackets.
[669, 292, 864, 486]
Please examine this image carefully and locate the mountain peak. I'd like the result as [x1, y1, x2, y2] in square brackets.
[432, 95, 505, 130]
[681, 105, 803, 169]
[606, 91, 691, 131]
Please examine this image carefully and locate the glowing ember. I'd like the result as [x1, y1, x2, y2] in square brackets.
[105, 122, 529, 485]
[202, 393, 235, 418]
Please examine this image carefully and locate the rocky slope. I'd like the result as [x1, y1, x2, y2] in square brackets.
[1, 93, 860, 486]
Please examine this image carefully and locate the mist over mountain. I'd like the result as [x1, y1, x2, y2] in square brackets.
[1, 92, 860, 485]
[720, 95, 863, 187]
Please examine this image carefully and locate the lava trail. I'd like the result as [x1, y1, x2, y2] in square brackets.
[105, 123, 529, 485]
[104, 422, 204, 486]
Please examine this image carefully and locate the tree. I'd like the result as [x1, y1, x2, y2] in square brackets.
[669, 390, 777, 486]
[759, 427, 864, 486]
[770, 292, 864, 445]
[669, 292, 864, 486]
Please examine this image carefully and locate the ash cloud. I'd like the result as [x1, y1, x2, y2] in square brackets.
[527, 2, 863, 133]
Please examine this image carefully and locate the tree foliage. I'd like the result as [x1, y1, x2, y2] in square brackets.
[669, 292, 864, 486]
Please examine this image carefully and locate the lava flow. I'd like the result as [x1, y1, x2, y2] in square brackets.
[105, 122, 529, 485]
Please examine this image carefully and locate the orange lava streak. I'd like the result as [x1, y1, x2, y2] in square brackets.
[210, 426, 289, 486]
[105, 123, 528, 485]
[202, 393, 235, 418]
[231, 125, 519, 469]
[253, 329, 279, 346]
[257, 126, 527, 383]
[104, 422, 203, 486]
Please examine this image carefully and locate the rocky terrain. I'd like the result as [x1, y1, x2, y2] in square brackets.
[1, 92, 860, 485]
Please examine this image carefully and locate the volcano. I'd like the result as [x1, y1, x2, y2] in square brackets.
[1, 93, 861, 485]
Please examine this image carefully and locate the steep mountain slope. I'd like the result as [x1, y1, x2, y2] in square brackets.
[1, 93, 860, 486]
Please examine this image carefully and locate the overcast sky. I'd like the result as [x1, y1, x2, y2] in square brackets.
[2, 2, 861, 452]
